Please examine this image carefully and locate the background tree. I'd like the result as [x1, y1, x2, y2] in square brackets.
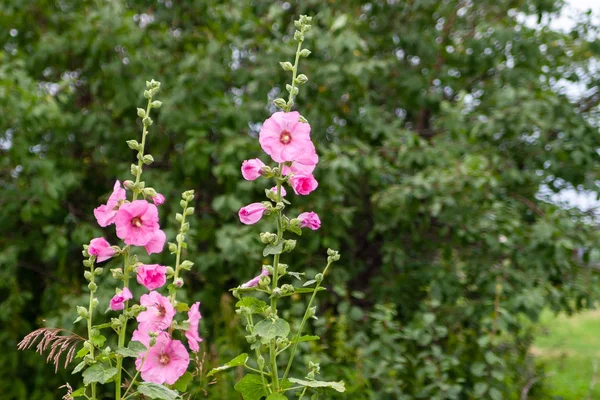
[1, 0, 599, 398]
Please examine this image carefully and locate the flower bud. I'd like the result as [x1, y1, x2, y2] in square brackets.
[185, 207, 195, 216]
[142, 154, 154, 165]
[307, 306, 317, 319]
[257, 355, 265, 369]
[294, 30, 304, 41]
[137, 108, 146, 118]
[277, 263, 288, 275]
[111, 318, 122, 329]
[123, 180, 134, 189]
[126, 140, 140, 150]
[295, 74, 308, 85]
[83, 259, 92, 267]
[165, 266, 175, 275]
[83, 341, 93, 351]
[174, 278, 184, 288]
[84, 271, 93, 281]
[92, 298, 99, 308]
[77, 306, 90, 319]
[143, 90, 152, 99]
[88, 282, 97, 292]
[299, 49, 311, 58]
[273, 98, 287, 109]
[272, 288, 282, 298]
[180, 260, 194, 271]
[111, 268, 123, 279]
[281, 284, 294, 295]
[283, 240, 297, 253]
[245, 334, 257, 344]
[143, 117, 153, 127]
[94, 267, 103, 276]
[151, 100, 162, 108]
[143, 187, 158, 198]
[279, 61, 294, 71]
[130, 163, 139, 176]
[168, 242, 178, 253]
[258, 275, 271, 288]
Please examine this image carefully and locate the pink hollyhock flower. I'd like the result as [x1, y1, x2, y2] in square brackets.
[144, 230, 166, 255]
[110, 287, 133, 311]
[137, 291, 176, 332]
[135, 335, 190, 385]
[241, 158, 266, 181]
[185, 302, 203, 352]
[259, 111, 312, 163]
[88, 237, 116, 262]
[137, 264, 167, 291]
[290, 174, 318, 195]
[270, 186, 287, 197]
[241, 267, 270, 288]
[131, 329, 169, 348]
[238, 203, 267, 225]
[115, 200, 160, 246]
[282, 142, 319, 176]
[298, 212, 321, 230]
[152, 193, 165, 205]
[93, 181, 126, 227]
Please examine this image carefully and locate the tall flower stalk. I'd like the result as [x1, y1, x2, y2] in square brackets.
[209, 15, 346, 399]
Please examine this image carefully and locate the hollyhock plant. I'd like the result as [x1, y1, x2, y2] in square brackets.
[93, 180, 126, 227]
[271, 185, 287, 197]
[110, 287, 133, 311]
[241, 267, 270, 288]
[151, 193, 165, 205]
[114, 200, 160, 246]
[281, 142, 319, 176]
[259, 111, 313, 163]
[241, 158, 266, 180]
[298, 211, 321, 230]
[238, 202, 267, 225]
[290, 173, 318, 195]
[135, 335, 190, 385]
[185, 302, 203, 352]
[136, 264, 167, 290]
[144, 229, 166, 255]
[88, 237, 116, 262]
[137, 291, 176, 332]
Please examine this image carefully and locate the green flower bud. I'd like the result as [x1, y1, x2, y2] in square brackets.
[283, 239, 297, 253]
[166, 266, 175, 275]
[151, 100, 162, 108]
[259, 275, 271, 288]
[314, 273, 324, 283]
[77, 306, 89, 319]
[281, 284, 294, 295]
[94, 267, 103, 276]
[174, 278, 184, 288]
[126, 139, 140, 150]
[142, 154, 154, 165]
[168, 242, 178, 254]
[142, 117, 153, 127]
[294, 31, 304, 41]
[180, 260, 194, 271]
[84, 271, 93, 281]
[295, 74, 308, 85]
[279, 61, 294, 71]
[143, 187, 157, 198]
[136, 108, 146, 118]
[299, 49, 312, 58]
[185, 207, 195, 216]
[298, 114, 309, 123]
[88, 282, 97, 292]
[111, 268, 123, 279]
[245, 334, 257, 344]
[273, 97, 287, 109]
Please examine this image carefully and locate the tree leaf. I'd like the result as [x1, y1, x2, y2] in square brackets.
[234, 374, 268, 400]
[288, 378, 346, 393]
[207, 353, 249, 376]
[254, 318, 290, 344]
[82, 363, 118, 385]
[137, 382, 180, 400]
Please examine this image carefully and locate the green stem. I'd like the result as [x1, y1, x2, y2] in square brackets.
[169, 211, 186, 305]
[132, 99, 153, 201]
[87, 258, 97, 400]
[282, 260, 333, 382]
[298, 387, 308, 400]
[285, 40, 304, 113]
[247, 314, 270, 393]
[269, 176, 284, 392]
[115, 249, 131, 400]
[122, 349, 149, 399]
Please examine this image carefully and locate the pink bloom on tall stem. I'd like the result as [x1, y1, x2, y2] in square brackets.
[137, 264, 167, 291]
[137, 291, 176, 332]
[259, 111, 312, 163]
[131, 330, 169, 348]
[282, 142, 319, 176]
[115, 200, 160, 246]
[93, 181, 126, 227]
[110, 287, 133, 311]
[290, 174, 318, 195]
[152, 193, 165, 205]
[88, 237, 116, 262]
[298, 212, 321, 230]
[135, 335, 190, 385]
[185, 302, 203, 352]
[238, 203, 267, 225]
[241, 267, 270, 288]
[241, 158, 266, 181]
[270, 186, 287, 197]
[144, 230, 166, 255]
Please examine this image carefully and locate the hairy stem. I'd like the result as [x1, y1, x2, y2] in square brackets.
[285, 40, 304, 113]
[115, 249, 131, 400]
[269, 177, 284, 391]
[87, 258, 97, 400]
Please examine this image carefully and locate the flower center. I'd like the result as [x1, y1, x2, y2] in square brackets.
[156, 304, 166, 317]
[131, 217, 142, 227]
[280, 130, 292, 144]
[159, 353, 170, 365]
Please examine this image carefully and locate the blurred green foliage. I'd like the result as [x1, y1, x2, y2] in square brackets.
[2, 0, 600, 398]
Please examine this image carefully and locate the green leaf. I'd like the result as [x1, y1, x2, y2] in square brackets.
[254, 318, 290, 343]
[489, 387, 502, 400]
[234, 374, 268, 400]
[263, 242, 283, 257]
[266, 394, 288, 400]
[236, 297, 268, 314]
[116, 340, 147, 358]
[90, 333, 106, 348]
[76, 346, 89, 359]
[137, 382, 180, 400]
[82, 363, 118, 385]
[70, 387, 86, 398]
[288, 378, 346, 392]
[283, 287, 326, 296]
[303, 280, 316, 287]
[473, 382, 488, 397]
[470, 362, 486, 377]
[207, 353, 249, 377]
[173, 371, 193, 392]
[71, 361, 86, 375]
[291, 335, 320, 343]
[175, 302, 189, 312]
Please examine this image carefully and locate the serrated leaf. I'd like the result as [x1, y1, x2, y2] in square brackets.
[254, 318, 290, 343]
[76, 346, 89, 359]
[234, 374, 267, 400]
[72, 361, 86, 375]
[173, 371, 193, 392]
[236, 297, 268, 314]
[207, 353, 249, 376]
[90, 333, 106, 348]
[82, 363, 118, 385]
[263, 242, 283, 257]
[137, 382, 180, 400]
[288, 378, 345, 392]
[70, 387, 86, 398]
[116, 340, 147, 358]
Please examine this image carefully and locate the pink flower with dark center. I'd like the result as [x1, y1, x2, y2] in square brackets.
[259, 111, 312, 163]
[137, 264, 167, 291]
[270, 186, 287, 197]
[115, 200, 160, 246]
[290, 174, 318, 196]
[110, 287, 133, 311]
[88, 237, 116, 262]
[282, 141, 319, 176]
[298, 212, 321, 230]
[135, 335, 190, 385]
[241, 158, 266, 181]
[241, 267, 270, 288]
[144, 230, 166, 255]
[93, 181, 126, 227]
[185, 302, 203, 352]
[238, 203, 267, 225]
[137, 291, 176, 332]
[152, 193, 165, 205]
